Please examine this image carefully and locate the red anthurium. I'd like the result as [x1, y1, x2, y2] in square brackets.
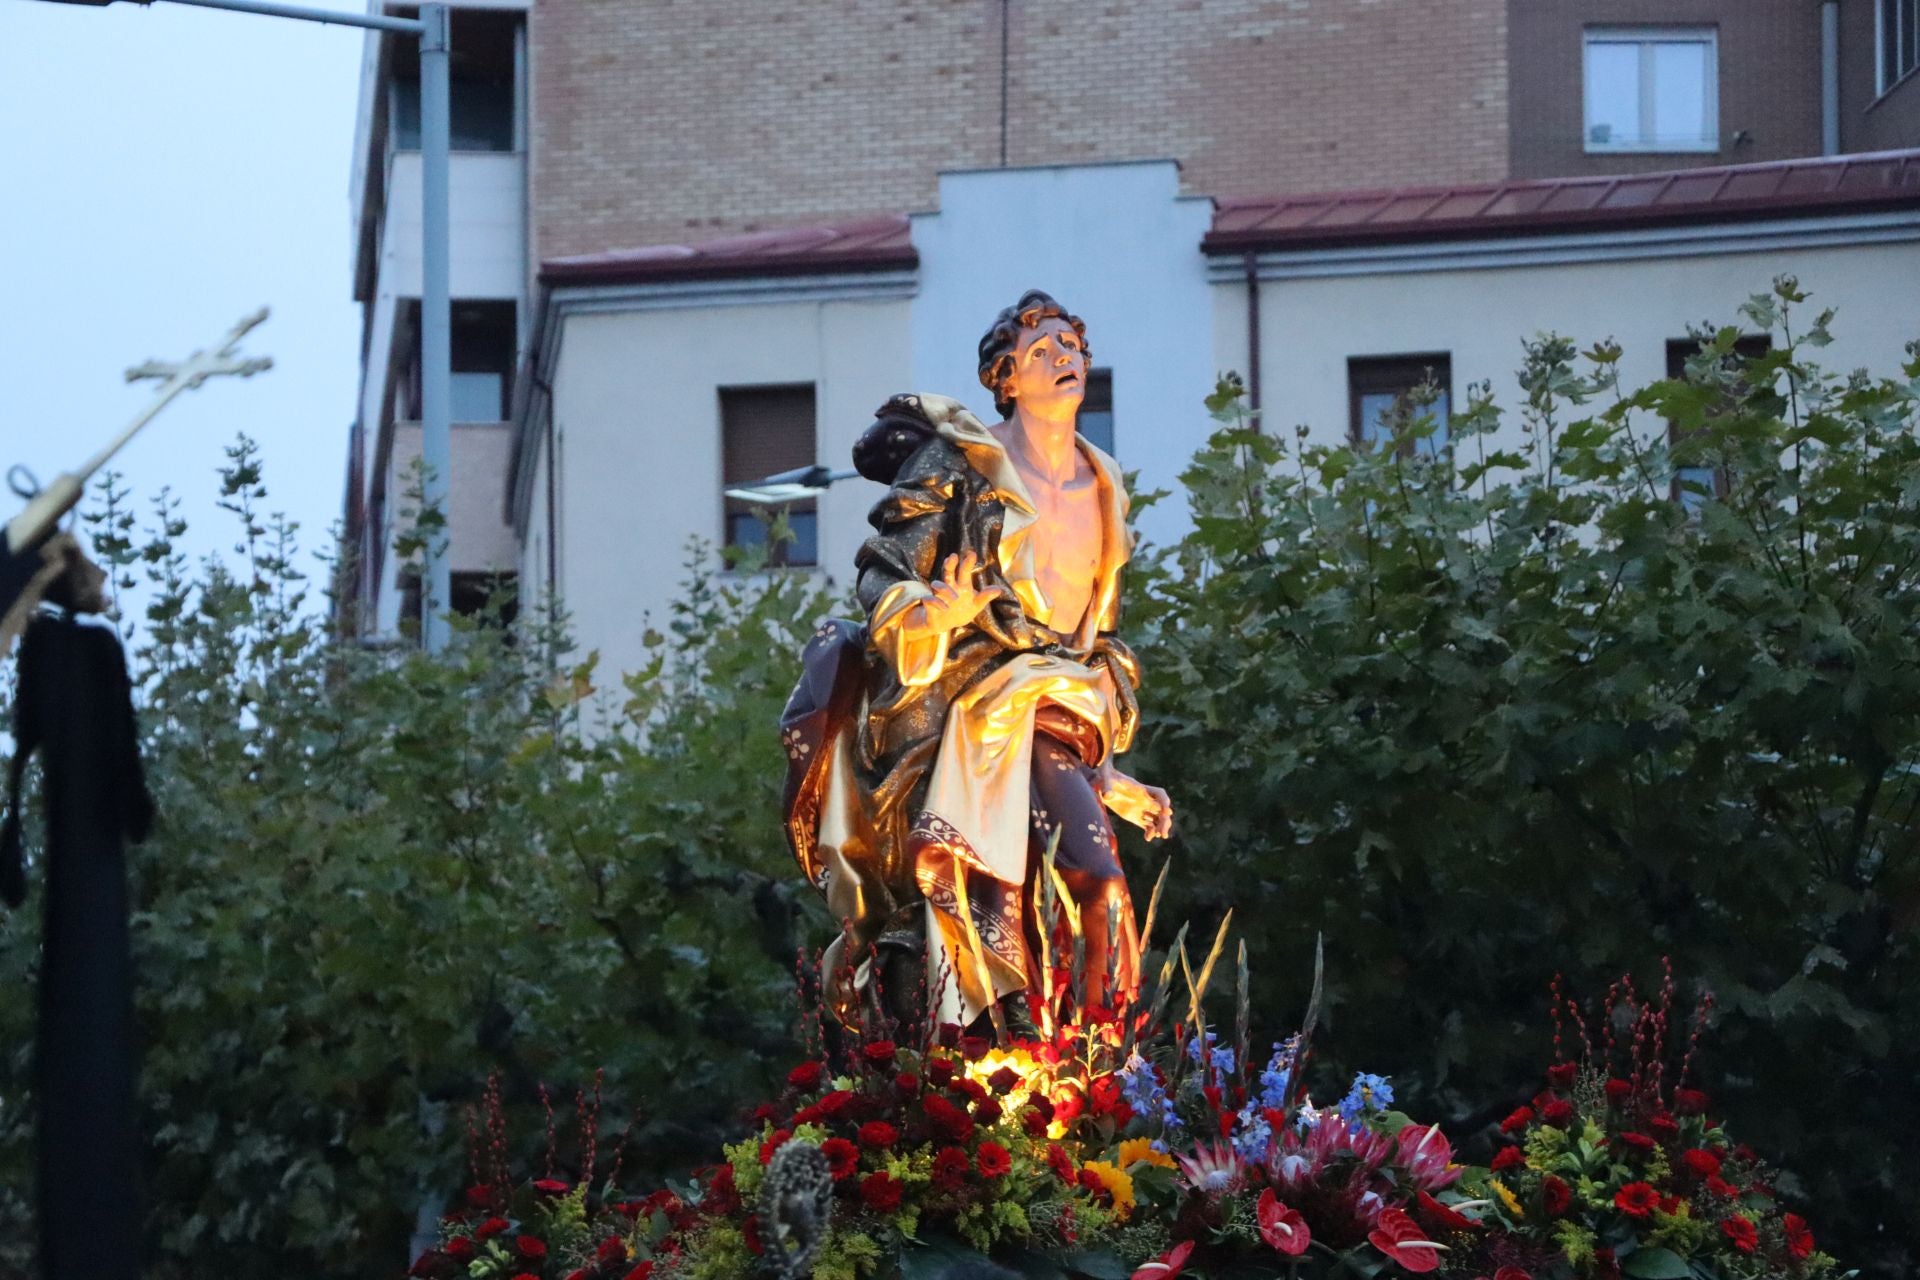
[1415, 1191, 1479, 1232]
[1130, 1239, 1195, 1280]
[1367, 1207, 1444, 1273]
[1257, 1189, 1312, 1256]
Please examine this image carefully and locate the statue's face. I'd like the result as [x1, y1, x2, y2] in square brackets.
[1006, 316, 1087, 419]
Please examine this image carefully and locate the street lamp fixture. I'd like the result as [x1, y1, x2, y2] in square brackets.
[725, 464, 857, 506]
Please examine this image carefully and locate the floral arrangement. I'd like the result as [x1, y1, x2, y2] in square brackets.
[402, 939, 1839, 1280]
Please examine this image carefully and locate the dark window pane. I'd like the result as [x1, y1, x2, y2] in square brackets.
[1664, 334, 1771, 507]
[722, 384, 818, 569]
[1347, 354, 1451, 455]
[1077, 368, 1115, 456]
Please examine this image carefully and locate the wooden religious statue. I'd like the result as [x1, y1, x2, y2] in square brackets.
[780, 290, 1172, 1038]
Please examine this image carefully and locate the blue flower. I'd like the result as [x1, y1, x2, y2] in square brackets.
[1184, 1029, 1235, 1077]
[1118, 1052, 1183, 1131]
[1337, 1071, 1394, 1121]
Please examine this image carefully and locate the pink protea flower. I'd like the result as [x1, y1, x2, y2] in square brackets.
[1394, 1122, 1463, 1192]
[1175, 1140, 1249, 1197]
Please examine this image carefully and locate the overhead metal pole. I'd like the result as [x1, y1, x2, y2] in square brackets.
[418, 1, 453, 651]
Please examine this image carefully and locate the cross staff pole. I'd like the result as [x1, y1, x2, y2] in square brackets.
[4, 308, 273, 556]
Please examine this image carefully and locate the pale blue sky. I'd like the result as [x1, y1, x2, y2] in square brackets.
[1, 0, 363, 620]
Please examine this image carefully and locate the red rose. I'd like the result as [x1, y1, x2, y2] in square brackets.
[1604, 1078, 1633, 1104]
[894, 1072, 919, 1096]
[787, 1061, 824, 1090]
[1046, 1143, 1076, 1183]
[623, 1264, 654, 1280]
[1647, 1111, 1679, 1141]
[926, 1059, 956, 1086]
[1705, 1175, 1736, 1199]
[1490, 1145, 1527, 1172]
[1673, 1087, 1710, 1116]
[515, 1235, 547, 1259]
[1546, 1062, 1577, 1088]
[759, 1128, 792, 1164]
[821, 1137, 859, 1180]
[1257, 1188, 1312, 1255]
[1542, 1175, 1572, 1217]
[973, 1095, 1003, 1126]
[1719, 1215, 1758, 1254]
[961, 1035, 991, 1061]
[988, 1065, 1020, 1094]
[932, 1145, 970, 1190]
[1613, 1182, 1660, 1219]
[1023, 1107, 1050, 1137]
[1782, 1212, 1815, 1261]
[923, 1094, 975, 1143]
[1682, 1148, 1721, 1179]
[862, 1040, 898, 1066]
[1617, 1132, 1657, 1155]
[859, 1120, 899, 1149]
[1541, 1099, 1576, 1129]
[936, 1022, 962, 1048]
[474, 1216, 509, 1240]
[1500, 1106, 1534, 1134]
[976, 1141, 1012, 1179]
[860, 1169, 904, 1213]
[1368, 1207, 1442, 1273]
[949, 1076, 987, 1103]
[445, 1238, 476, 1262]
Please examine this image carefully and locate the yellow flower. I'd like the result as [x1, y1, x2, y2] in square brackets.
[1116, 1138, 1175, 1170]
[1082, 1160, 1137, 1220]
[1490, 1177, 1525, 1219]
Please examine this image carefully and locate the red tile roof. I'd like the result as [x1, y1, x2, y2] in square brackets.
[1205, 149, 1920, 254]
[541, 214, 916, 285]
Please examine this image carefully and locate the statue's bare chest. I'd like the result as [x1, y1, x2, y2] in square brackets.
[1008, 461, 1103, 631]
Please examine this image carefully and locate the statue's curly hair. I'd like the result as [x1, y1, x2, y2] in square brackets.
[976, 289, 1090, 419]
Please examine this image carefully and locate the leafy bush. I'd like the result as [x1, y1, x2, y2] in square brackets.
[1127, 280, 1919, 1279]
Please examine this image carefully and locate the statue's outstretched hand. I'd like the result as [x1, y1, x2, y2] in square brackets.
[1099, 765, 1174, 842]
[916, 551, 1001, 635]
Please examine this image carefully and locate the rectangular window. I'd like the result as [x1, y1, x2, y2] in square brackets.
[1077, 369, 1115, 456]
[390, 10, 520, 153]
[722, 384, 819, 568]
[1883, 0, 1920, 93]
[401, 300, 516, 422]
[1584, 27, 1718, 153]
[1348, 354, 1451, 456]
[1665, 334, 1771, 511]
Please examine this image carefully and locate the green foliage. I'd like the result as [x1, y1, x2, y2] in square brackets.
[1126, 280, 1919, 1279]
[0, 439, 838, 1278]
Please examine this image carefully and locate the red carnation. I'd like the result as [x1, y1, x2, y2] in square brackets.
[1500, 1106, 1534, 1134]
[821, 1137, 859, 1180]
[515, 1235, 547, 1259]
[1647, 1111, 1679, 1141]
[474, 1216, 509, 1240]
[1618, 1131, 1657, 1155]
[977, 1141, 1012, 1179]
[596, 1235, 628, 1264]
[1541, 1099, 1576, 1129]
[705, 1162, 741, 1215]
[894, 1071, 918, 1095]
[1682, 1148, 1721, 1179]
[1546, 1062, 1577, 1088]
[860, 1169, 904, 1214]
[1542, 1175, 1572, 1217]
[862, 1040, 898, 1066]
[743, 1215, 764, 1257]
[1490, 1145, 1527, 1172]
[1604, 1078, 1633, 1104]
[1719, 1215, 1758, 1254]
[1078, 1167, 1107, 1197]
[623, 1265, 654, 1280]
[988, 1065, 1020, 1094]
[1368, 1207, 1442, 1273]
[1783, 1212, 1815, 1261]
[1673, 1087, 1710, 1116]
[1614, 1182, 1660, 1219]
[445, 1238, 476, 1262]
[926, 1059, 956, 1086]
[759, 1127, 792, 1165]
[787, 1061, 824, 1090]
[858, 1120, 899, 1149]
[1704, 1175, 1736, 1199]
[924, 1094, 975, 1142]
[1046, 1143, 1076, 1183]
[531, 1178, 569, 1195]
[932, 1145, 970, 1190]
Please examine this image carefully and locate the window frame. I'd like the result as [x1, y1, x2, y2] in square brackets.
[719, 382, 820, 571]
[1582, 26, 1720, 155]
[1664, 333, 1772, 512]
[1347, 353, 1452, 459]
[1880, 0, 1920, 98]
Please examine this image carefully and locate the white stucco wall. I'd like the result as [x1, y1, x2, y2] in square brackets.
[537, 294, 911, 681]
[910, 162, 1219, 554]
[1214, 235, 1920, 458]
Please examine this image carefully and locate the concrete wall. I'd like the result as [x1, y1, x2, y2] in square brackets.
[1508, 0, 1824, 179]
[535, 295, 911, 681]
[529, 0, 1507, 262]
[1214, 236, 1920, 461]
[909, 162, 1219, 554]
